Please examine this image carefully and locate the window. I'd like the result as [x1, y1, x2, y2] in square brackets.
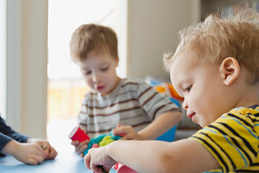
[47, 0, 126, 133]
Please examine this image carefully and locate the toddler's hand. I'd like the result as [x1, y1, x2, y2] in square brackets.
[3, 140, 46, 165]
[84, 147, 116, 173]
[28, 138, 58, 160]
[113, 124, 143, 140]
[71, 139, 89, 157]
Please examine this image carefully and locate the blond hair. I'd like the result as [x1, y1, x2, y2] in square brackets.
[164, 9, 259, 83]
[70, 24, 118, 62]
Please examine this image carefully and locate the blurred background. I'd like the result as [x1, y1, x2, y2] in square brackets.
[0, 0, 258, 139]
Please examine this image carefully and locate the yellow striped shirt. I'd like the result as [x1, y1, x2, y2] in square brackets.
[190, 105, 259, 173]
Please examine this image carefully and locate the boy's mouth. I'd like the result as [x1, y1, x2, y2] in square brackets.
[97, 86, 105, 91]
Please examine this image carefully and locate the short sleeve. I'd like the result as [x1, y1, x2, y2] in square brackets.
[137, 81, 180, 119]
[190, 112, 258, 172]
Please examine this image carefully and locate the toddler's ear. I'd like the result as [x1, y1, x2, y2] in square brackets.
[219, 57, 240, 85]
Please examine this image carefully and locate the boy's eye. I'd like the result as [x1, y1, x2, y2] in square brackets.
[100, 66, 109, 72]
[185, 85, 192, 92]
[84, 70, 92, 75]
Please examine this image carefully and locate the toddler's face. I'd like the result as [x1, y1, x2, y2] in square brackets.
[77, 51, 120, 96]
[169, 50, 231, 127]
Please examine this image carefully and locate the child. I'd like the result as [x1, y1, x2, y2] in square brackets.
[0, 115, 57, 165]
[84, 9, 259, 172]
[69, 24, 182, 156]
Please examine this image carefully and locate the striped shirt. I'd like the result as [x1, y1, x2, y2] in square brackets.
[190, 105, 259, 173]
[78, 77, 179, 138]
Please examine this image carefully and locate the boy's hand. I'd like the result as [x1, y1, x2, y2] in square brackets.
[113, 124, 144, 140]
[27, 138, 58, 160]
[84, 147, 116, 173]
[2, 140, 46, 165]
[71, 139, 89, 157]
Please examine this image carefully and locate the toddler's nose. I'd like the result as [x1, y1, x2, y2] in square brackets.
[92, 72, 100, 83]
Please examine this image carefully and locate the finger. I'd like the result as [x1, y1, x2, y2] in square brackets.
[113, 131, 128, 137]
[75, 146, 85, 154]
[42, 148, 49, 159]
[27, 158, 38, 165]
[82, 139, 90, 145]
[47, 147, 58, 159]
[84, 151, 92, 169]
[75, 142, 85, 152]
[90, 161, 99, 172]
[114, 129, 131, 138]
[31, 155, 44, 164]
[113, 124, 123, 133]
[88, 149, 104, 173]
[113, 127, 128, 135]
[92, 164, 107, 173]
[34, 144, 46, 158]
[97, 165, 108, 173]
[51, 147, 58, 159]
[84, 148, 95, 169]
[120, 133, 134, 140]
[71, 140, 79, 145]
[78, 144, 88, 153]
[75, 140, 88, 148]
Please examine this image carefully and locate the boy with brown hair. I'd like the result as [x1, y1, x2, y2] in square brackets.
[84, 9, 259, 173]
[69, 24, 182, 156]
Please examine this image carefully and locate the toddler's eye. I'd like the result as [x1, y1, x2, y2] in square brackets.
[185, 85, 192, 92]
[100, 67, 109, 72]
[84, 70, 92, 75]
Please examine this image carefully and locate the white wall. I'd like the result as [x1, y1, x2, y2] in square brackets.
[0, 0, 7, 118]
[126, 0, 198, 79]
[6, 0, 48, 138]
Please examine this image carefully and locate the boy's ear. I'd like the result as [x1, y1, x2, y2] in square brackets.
[219, 57, 240, 85]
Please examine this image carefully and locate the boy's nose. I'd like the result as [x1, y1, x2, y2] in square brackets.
[92, 72, 100, 83]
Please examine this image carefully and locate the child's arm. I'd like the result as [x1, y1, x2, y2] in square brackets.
[85, 138, 220, 173]
[0, 116, 29, 144]
[138, 111, 181, 140]
[113, 111, 181, 140]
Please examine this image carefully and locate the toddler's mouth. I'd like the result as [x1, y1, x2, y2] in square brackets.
[97, 86, 105, 90]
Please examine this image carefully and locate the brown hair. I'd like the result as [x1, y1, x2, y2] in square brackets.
[70, 24, 118, 62]
[164, 9, 259, 83]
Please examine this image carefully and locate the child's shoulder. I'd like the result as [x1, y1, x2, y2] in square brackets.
[120, 77, 148, 88]
[211, 104, 259, 127]
[228, 104, 259, 118]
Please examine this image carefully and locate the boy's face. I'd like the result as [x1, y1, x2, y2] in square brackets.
[77, 51, 120, 96]
[170, 50, 232, 127]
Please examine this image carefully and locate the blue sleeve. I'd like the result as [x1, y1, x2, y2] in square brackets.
[0, 115, 29, 153]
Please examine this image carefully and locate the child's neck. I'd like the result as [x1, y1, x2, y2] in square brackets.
[235, 83, 259, 107]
